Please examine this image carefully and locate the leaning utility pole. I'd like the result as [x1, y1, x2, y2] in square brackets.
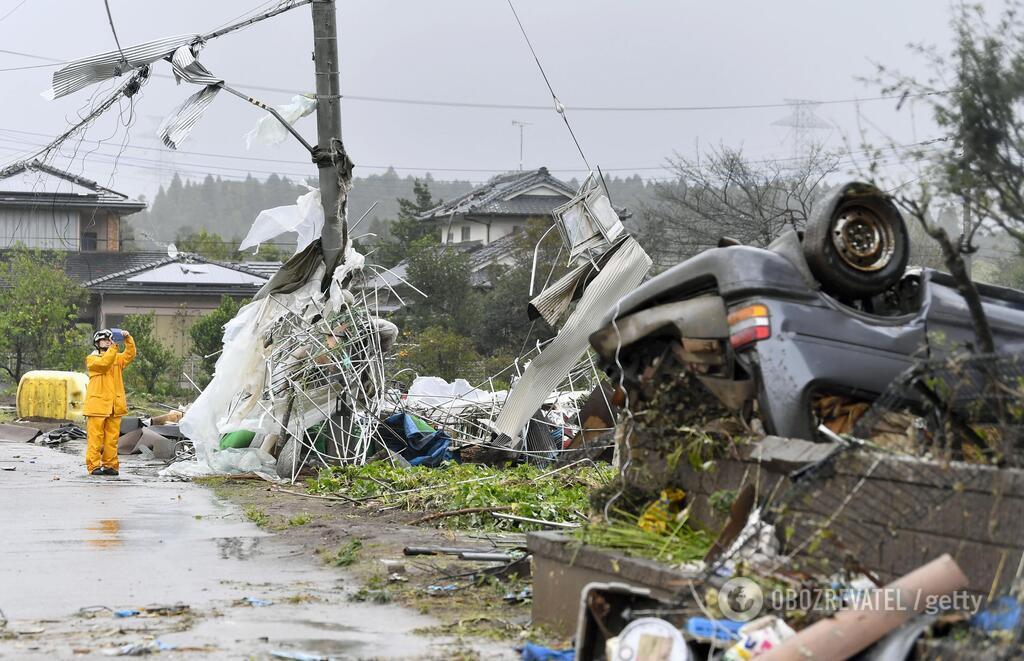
[311, 0, 344, 277]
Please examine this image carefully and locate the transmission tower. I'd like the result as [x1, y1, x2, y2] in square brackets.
[772, 99, 832, 159]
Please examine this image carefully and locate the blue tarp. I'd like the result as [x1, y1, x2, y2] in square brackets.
[381, 413, 453, 467]
[519, 643, 574, 661]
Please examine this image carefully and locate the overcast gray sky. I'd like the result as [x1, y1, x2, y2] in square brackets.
[0, 0, 992, 200]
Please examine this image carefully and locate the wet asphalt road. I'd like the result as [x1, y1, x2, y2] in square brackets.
[0, 441, 492, 659]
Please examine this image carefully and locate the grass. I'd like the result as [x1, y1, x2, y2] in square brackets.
[349, 572, 391, 603]
[324, 538, 363, 567]
[287, 513, 312, 527]
[243, 505, 270, 528]
[310, 461, 613, 531]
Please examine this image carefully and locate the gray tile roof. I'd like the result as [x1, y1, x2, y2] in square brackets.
[0, 250, 266, 297]
[238, 261, 283, 279]
[418, 167, 575, 221]
[82, 254, 266, 296]
[467, 234, 517, 269]
[0, 160, 146, 213]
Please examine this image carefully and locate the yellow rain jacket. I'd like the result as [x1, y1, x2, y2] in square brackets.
[84, 336, 136, 417]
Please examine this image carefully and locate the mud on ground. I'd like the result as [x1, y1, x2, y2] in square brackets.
[195, 476, 571, 653]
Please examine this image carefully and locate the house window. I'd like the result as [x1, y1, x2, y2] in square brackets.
[82, 232, 98, 251]
[461, 226, 471, 242]
[105, 314, 125, 329]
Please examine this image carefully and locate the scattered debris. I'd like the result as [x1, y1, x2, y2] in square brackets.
[237, 597, 273, 608]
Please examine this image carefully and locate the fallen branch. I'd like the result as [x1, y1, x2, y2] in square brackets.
[272, 486, 360, 504]
[410, 505, 512, 525]
[492, 512, 581, 529]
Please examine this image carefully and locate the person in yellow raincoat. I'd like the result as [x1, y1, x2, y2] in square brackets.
[84, 328, 136, 475]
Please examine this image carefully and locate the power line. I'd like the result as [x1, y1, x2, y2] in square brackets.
[506, 0, 589, 169]
[102, 0, 127, 67]
[0, 47, 948, 113]
[0, 127, 954, 177]
[0, 0, 28, 23]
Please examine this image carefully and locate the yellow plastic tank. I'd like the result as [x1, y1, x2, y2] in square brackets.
[17, 370, 89, 423]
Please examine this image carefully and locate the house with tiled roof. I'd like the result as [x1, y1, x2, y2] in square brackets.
[418, 167, 576, 246]
[0, 160, 145, 251]
[0, 162, 275, 356]
[77, 253, 269, 355]
[0, 249, 270, 357]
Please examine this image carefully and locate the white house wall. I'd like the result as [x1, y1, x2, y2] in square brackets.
[96, 294, 228, 357]
[0, 208, 80, 249]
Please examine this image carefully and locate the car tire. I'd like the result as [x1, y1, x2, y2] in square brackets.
[803, 182, 910, 299]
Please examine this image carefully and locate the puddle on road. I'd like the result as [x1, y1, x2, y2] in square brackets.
[273, 637, 362, 655]
[216, 536, 263, 560]
[288, 619, 357, 633]
[84, 518, 123, 548]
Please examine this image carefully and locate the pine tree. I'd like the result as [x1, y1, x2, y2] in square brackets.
[374, 179, 440, 267]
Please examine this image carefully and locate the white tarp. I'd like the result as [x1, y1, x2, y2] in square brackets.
[246, 94, 317, 149]
[405, 376, 503, 415]
[168, 239, 367, 477]
[238, 187, 324, 255]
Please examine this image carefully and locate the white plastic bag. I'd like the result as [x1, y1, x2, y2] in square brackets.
[238, 186, 324, 255]
[245, 94, 317, 149]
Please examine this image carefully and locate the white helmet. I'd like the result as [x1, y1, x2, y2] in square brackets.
[93, 329, 113, 347]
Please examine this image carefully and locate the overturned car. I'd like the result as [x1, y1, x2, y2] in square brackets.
[590, 182, 1024, 440]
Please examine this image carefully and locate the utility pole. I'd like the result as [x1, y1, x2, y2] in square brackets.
[512, 119, 530, 171]
[311, 0, 344, 275]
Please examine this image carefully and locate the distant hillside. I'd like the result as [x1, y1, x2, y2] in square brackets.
[128, 168, 663, 248]
[129, 170, 478, 247]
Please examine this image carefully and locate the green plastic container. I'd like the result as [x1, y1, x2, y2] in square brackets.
[220, 430, 256, 449]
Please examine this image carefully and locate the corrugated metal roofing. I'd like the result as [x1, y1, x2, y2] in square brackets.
[46, 34, 198, 100]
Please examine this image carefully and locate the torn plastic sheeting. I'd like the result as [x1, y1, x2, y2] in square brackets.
[45, 34, 198, 100]
[246, 94, 317, 149]
[159, 447, 276, 479]
[239, 187, 324, 255]
[493, 236, 651, 443]
[405, 376, 503, 414]
[175, 241, 368, 475]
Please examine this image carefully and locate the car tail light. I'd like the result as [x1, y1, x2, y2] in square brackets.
[727, 304, 770, 349]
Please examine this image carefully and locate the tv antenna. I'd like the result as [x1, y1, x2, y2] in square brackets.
[512, 119, 531, 170]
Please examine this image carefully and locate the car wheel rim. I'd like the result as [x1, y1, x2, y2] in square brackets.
[830, 205, 895, 272]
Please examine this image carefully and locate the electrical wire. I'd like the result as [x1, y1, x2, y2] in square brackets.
[0, 0, 28, 23]
[0, 123, 956, 178]
[506, 0, 589, 169]
[102, 0, 127, 67]
[0, 47, 948, 113]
